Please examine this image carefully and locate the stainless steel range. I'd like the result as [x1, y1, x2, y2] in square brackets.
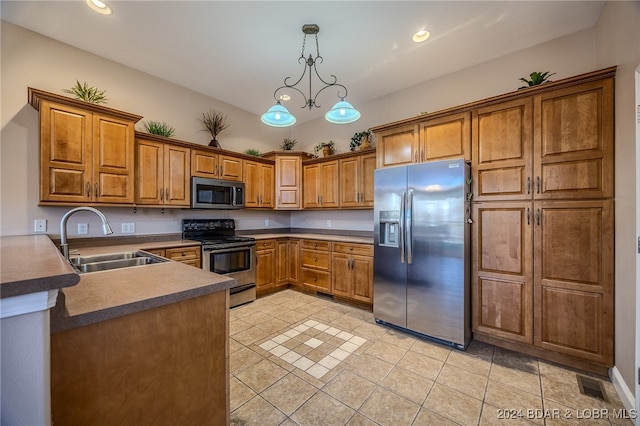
[182, 219, 256, 308]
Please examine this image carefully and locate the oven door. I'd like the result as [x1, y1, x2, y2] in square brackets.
[203, 244, 255, 287]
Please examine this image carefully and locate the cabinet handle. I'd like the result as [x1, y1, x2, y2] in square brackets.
[527, 177, 531, 195]
[160, 188, 164, 201]
[536, 208, 541, 226]
[317, 195, 320, 205]
[166, 188, 170, 201]
[526, 208, 530, 225]
[220, 165, 224, 176]
[421, 149, 424, 162]
[414, 150, 418, 163]
[95, 183, 99, 197]
[215, 165, 218, 176]
[536, 176, 541, 194]
[86, 182, 91, 197]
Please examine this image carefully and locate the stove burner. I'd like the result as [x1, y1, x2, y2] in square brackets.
[182, 219, 255, 249]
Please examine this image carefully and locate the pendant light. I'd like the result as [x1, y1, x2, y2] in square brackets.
[261, 24, 360, 127]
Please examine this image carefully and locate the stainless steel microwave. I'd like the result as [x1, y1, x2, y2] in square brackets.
[191, 177, 244, 209]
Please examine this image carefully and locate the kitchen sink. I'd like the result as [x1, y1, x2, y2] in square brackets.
[69, 250, 168, 273]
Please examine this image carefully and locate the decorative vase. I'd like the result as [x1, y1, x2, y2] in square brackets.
[322, 145, 332, 157]
[359, 135, 371, 150]
[209, 139, 221, 148]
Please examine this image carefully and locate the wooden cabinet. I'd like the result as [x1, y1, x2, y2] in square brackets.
[256, 239, 276, 291]
[331, 242, 373, 304]
[191, 149, 243, 182]
[303, 160, 339, 208]
[135, 136, 190, 207]
[32, 91, 140, 205]
[374, 112, 470, 169]
[339, 151, 376, 208]
[243, 160, 274, 208]
[300, 239, 331, 293]
[262, 153, 311, 210]
[142, 244, 202, 268]
[275, 238, 299, 287]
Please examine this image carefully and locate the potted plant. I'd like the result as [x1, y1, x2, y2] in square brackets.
[244, 148, 261, 157]
[281, 138, 297, 151]
[518, 71, 556, 90]
[62, 80, 108, 104]
[199, 110, 230, 148]
[350, 130, 373, 151]
[141, 120, 175, 138]
[313, 141, 335, 158]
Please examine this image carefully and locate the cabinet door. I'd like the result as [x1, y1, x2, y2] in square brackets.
[352, 255, 373, 303]
[319, 161, 339, 208]
[472, 98, 533, 201]
[165, 246, 201, 268]
[331, 253, 351, 297]
[303, 164, 320, 208]
[135, 139, 164, 205]
[243, 160, 260, 208]
[286, 239, 300, 285]
[256, 247, 275, 290]
[375, 124, 419, 168]
[472, 202, 533, 344]
[533, 200, 613, 365]
[339, 157, 360, 207]
[163, 144, 190, 206]
[360, 152, 376, 207]
[40, 101, 92, 203]
[92, 114, 135, 203]
[219, 155, 243, 182]
[276, 240, 289, 286]
[191, 149, 219, 178]
[419, 112, 470, 162]
[533, 78, 613, 200]
[275, 156, 302, 209]
[258, 163, 275, 208]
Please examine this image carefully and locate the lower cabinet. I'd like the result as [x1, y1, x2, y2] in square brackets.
[472, 200, 613, 370]
[143, 244, 201, 268]
[300, 239, 332, 293]
[331, 242, 374, 304]
[256, 239, 276, 292]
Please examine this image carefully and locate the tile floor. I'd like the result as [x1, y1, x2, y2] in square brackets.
[229, 290, 632, 426]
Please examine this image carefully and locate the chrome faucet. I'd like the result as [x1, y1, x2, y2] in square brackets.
[60, 207, 113, 261]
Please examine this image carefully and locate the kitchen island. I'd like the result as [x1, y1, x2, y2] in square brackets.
[3, 235, 236, 426]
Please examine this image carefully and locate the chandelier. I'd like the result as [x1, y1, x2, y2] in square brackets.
[261, 24, 361, 127]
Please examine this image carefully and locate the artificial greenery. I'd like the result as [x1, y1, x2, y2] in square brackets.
[312, 141, 335, 158]
[141, 120, 175, 138]
[62, 80, 108, 104]
[281, 138, 297, 151]
[244, 149, 261, 157]
[199, 110, 230, 142]
[350, 130, 373, 151]
[518, 71, 556, 89]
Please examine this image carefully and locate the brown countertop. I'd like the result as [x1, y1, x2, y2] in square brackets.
[0, 235, 80, 298]
[247, 233, 373, 245]
[12, 237, 237, 333]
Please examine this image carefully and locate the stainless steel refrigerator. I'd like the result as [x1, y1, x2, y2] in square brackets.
[373, 158, 471, 349]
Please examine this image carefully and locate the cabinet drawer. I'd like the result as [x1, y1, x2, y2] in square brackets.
[165, 246, 200, 261]
[300, 268, 331, 292]
[143, 248, 166, 257]
[256, 239, 276, 251]
[332, 242, 373, 257]
[300, 249, 331, 271]
[301, 239, 331, 251]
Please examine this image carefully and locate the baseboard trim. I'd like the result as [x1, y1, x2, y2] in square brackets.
[609, 366, 636, 412]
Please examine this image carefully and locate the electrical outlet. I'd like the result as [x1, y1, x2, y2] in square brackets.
[34, 219, 47, 233]
[78, 223, 88, 235]
[264, 219, 269, 228]
[327, 220, 332, 228]
[122, 223, 135, 234]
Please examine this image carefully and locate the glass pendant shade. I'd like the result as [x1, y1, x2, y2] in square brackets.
[261, 102, 296, 127]
[325, 100, 361, 124]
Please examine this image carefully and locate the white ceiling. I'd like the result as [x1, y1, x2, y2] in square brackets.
[2, 1, 604, 124]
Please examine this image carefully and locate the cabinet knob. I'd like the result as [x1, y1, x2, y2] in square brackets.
[181, 252, 186, 256]
[313, 276, 317, 282]
[314, 257, 318, 262]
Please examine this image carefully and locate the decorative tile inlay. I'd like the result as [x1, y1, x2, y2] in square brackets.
[259, 320, 367, 379]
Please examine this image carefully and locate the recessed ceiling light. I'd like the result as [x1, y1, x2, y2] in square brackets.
[279, 94, 291, 101]
[86, 0, 112, 15]
[412, 29, 430, 43]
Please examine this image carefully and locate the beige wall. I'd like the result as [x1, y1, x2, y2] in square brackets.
[594, 0, 640, 401]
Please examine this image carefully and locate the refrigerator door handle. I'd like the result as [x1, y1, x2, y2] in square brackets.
[406, 189, 414, 264]
[399, 191, 406, 264]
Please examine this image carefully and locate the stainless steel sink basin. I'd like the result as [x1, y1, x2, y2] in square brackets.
[69, 250, 168, 273]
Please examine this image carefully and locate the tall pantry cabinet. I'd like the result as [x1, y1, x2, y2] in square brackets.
[471, 69, 614, 371]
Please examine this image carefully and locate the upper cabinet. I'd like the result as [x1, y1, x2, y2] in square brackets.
[30, 88, 141, 205]
[191, 149, 243, 182]
[339, 150, 376, 208]
[303, 160, 340, 209]
[244, 159, 274, 208]
[373, 112, 470, 168]
[135, 134, 191, 207]
[263, 152, 311, 210]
